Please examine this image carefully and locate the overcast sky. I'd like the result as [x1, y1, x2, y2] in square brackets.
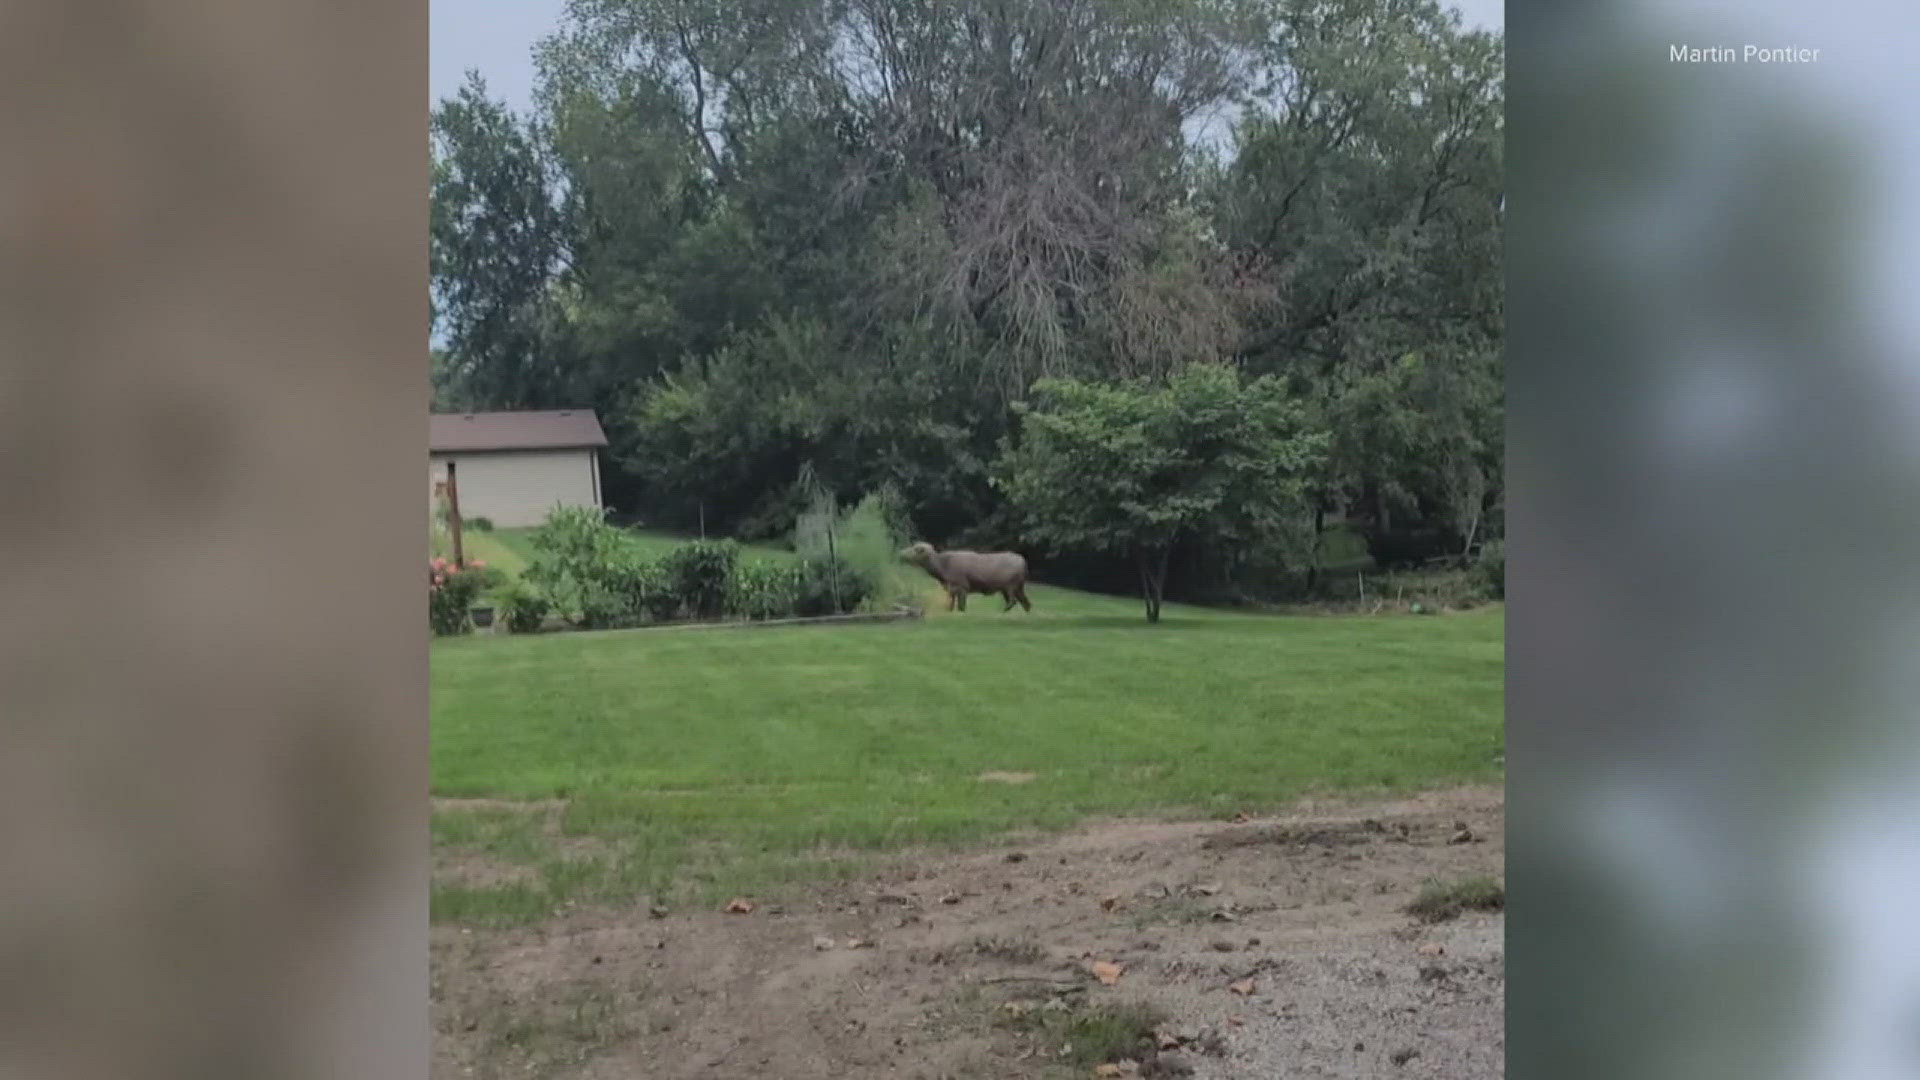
[431, 0, 1508, 115]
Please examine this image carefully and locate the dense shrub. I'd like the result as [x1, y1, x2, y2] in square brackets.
[1363, 525, 1461, 570]
[793, 483, 910, 609]
[464, 564, 507, 594]
[524, 506, 633, 626]
[1477, 539, 1505, 600]
[660, 539, 740, 621]
[617, 558, 682, 624]
[465, 516, 494, 532]
[793, 556, 870, 616]
[496, 582, 551, 633]
[428, 557, 488, 636]
[726, 561, 801, 621]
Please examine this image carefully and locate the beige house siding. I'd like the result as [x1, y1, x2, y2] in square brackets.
[429, 448, 601, 528]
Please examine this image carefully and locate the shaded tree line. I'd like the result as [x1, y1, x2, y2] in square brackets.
[431, 0, 1503, 602]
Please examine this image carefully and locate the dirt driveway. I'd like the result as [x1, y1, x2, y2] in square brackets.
[432, 785, 1504, 1079]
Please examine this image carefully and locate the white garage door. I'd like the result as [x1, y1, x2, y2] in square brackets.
[428, 449, 599, 528]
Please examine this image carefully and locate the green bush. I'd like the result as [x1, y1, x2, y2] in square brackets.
[524, 506, 632, 626]
[1477, 540, 1505, 600]
[614, 557, 682, 624]
[792, 483, 908, 610]
[726, 561, 801, 621]
[465, 516, 494, 532]
[428, 558, 487, 636]
[793, 556, 869, 616]
[661, 540, 740, 621]
[496, 582, 551, 634]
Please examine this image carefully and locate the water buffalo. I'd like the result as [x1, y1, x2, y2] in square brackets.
[900, 541, 1032, 613]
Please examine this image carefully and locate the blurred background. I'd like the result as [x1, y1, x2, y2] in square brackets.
[1510, 1, 1920, 1077]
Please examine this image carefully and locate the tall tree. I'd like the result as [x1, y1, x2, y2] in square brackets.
[430, 74, 569, 408]
[1209, 0, 1503, 561]
[428, 0, 1504, 599]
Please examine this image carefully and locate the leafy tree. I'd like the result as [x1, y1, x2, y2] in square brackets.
[430, 74, 569, 408]
[1207, 0, 1503, 562]
[996, 363, 1327, 621]
[429, 0, 1504, 603]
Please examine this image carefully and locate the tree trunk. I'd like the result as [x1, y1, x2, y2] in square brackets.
[1306, 505, 1326, 593]
[1138, 545, 1169, 623]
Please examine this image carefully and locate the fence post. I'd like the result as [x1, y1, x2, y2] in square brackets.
[826, 518, 841, 612]
[446, 461, 465, 569]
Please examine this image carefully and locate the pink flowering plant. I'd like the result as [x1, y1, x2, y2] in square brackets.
[428, 557, 490, 636]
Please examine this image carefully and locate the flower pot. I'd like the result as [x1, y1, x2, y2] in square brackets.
[470, 605, 495, 629]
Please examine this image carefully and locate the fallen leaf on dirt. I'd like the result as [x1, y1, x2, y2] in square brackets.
[1228, 978, 1256, 996]
[940, 893, 962, 905]
[1232, 812, 1250, 823]
[1226, 1015, 1246, 1027]
[1417, 943, 1446, 957]
[1091, 961, 1125, 986]
[648, 904, 669, 919]
[724, 898, 754, 914]
[1094, 1065, 1131, 1078]
[846, 937, 875, 949]
[1156, 1031, 1183, 1050]
[1192, 882, 1222, 896]
[1100, 895, 1121, 912]
[812, 936, 836, 951]
[1001, 1001, 1033, 1019]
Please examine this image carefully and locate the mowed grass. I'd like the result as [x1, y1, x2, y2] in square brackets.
[432, 574, 1504, 925]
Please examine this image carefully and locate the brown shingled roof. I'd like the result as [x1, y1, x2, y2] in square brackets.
[429, 410, 609, 452]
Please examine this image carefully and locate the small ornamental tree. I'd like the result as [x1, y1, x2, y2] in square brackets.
[996, 363, 1327, 622]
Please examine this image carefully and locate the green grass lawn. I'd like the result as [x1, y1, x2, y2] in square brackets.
[432, 578, 1504, 926]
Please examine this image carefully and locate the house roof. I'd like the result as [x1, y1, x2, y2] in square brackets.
[429, 410, 609, 453]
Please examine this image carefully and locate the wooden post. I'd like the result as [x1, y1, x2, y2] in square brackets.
[826, 519, 841, 612]
[445, 461, 465, 569]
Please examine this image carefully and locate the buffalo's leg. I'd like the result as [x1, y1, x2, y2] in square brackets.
[1015, 583, 1032, 612]
[1001, 590, 1016, 612]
